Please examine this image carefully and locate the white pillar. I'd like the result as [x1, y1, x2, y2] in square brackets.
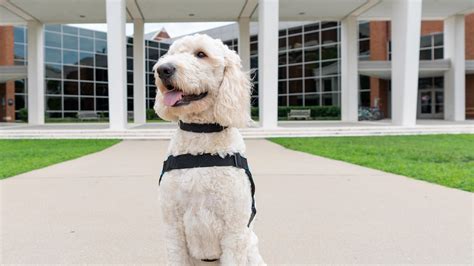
[133, 18, 146, 124]
[27, 21, 44, 125]
[444, 15, 465, 121]
[238, 17, 250, 72]
[340, 16, 359, 122]
[106, 0, 127, 130]
[258, 0, 279, 128]
[391, 0, 422, 126]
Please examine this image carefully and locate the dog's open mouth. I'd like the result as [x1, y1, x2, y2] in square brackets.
[163, 86, 208, 107]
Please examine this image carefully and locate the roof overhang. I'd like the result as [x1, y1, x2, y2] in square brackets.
[358, 59, 452, 79]
[0, 65, 27, 83]
[1, 0, 473, 25]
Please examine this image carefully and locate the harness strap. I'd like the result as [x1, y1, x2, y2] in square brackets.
[159, 153, 256, 227]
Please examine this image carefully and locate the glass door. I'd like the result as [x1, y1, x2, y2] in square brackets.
[418, 89, 443, 119]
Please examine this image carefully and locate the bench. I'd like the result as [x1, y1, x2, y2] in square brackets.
[77, 111, 99, 121]
[288, 109, 311, 120]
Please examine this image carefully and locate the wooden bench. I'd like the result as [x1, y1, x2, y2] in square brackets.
[77, 111, 99, 121]
[287, 109, 311, 120]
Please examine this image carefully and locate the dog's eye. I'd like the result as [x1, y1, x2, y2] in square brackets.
[196, 51, 207, 58]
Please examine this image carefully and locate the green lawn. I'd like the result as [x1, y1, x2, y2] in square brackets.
[270, 135, 474, 192]
[0, 139, 120, 180]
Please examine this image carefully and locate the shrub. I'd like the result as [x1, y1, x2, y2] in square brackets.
[251, 106, 340, 120]
[146, 108, 161, 120]
[17, 108, 28, 122]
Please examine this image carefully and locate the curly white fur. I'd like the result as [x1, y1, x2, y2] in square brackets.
[153, 34, 265, 266]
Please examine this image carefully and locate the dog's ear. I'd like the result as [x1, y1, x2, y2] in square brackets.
[213, 45, 252, 128]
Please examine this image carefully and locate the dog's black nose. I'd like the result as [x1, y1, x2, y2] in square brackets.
[157, 63, 176, 80]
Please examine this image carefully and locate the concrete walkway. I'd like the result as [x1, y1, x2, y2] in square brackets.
[1, 140, 472, 264]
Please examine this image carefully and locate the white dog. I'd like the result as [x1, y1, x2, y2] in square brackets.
[153, 34, 265, 266]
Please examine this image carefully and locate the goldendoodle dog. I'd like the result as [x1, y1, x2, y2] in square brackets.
[153, 34, 265, 266]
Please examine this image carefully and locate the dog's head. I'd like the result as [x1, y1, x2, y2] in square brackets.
[153, 34, 251, 128]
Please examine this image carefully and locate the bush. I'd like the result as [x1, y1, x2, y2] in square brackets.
[17, 108, 28, 122]
[251, 106, 341, 120]
[146, 108, 161, 120]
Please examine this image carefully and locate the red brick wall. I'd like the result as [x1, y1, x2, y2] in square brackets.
[466, 13, 474, 60]
[0, 26, 16, 122]
[420, 21, 443, 35]
[368, 21, 389, 116]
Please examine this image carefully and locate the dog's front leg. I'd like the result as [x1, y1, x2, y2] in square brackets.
[220, 227, 252, 266]
[161, 202, 192, 266]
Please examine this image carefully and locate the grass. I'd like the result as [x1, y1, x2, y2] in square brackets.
[0, 139, 120, 180]
[270, 135, 474, 192]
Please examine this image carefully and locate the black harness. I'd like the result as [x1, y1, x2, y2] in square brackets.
[159, 121, 257, 228]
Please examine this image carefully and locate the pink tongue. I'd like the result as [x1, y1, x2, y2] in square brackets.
[163, 90, 183, 106]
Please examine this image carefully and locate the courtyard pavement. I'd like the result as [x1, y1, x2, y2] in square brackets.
[0, 139, 472, 264]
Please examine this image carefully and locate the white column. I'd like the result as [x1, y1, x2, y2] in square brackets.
[27, 21, 44, 125]
[444, 15, 465, 121]
[391, 0, 422, 126]
[238, 17, 250, 72]
[133, 18, 146, 124]
[106, 0, 127, 130]
[258, 0, 279, 128]
[340, 16, 359, 122]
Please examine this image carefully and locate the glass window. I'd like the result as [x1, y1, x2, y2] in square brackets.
[95, 39, 107, 53]
[278, 96, 287, 107]
[359, 40, 370, 56]
[14, 27, 25, 43]
[160, 42, 170, 50]
[305, 63, 320, 77]
[434, 48, 443, 59]
[63, 50, 78, 65]
[322, 77, 338, 92]
[279, 38, 287, 51]
[250, 43, 258, 55]
[360, 91, 370, 107]
[322, 93, 339, 106]
[63, 26, 78, 35]
[288, 64, 303, 79]
[278, 66, 287, 80]
[127, 85, 133, 98]
[251, 56, 258, 68]
[79, 28, 94, 37]
[360, 75, 370, 91]
[288, 26, 302, 35]
[95, 54, 108, 68]
[321, 29, 337, 44]
[420, 49, 432, 60]
[127, 72, 133, 84]
[278, 81, 287, 94]
[96, 97, 108, 111]
[46, 96, 62, 111]
[289, 80, 303, 94]
[433, 34, 443, 46]
[304, 78, 320, 92]
[80, 67, 94, 81]
[148, 48, 159, 59]
[321, 21, 338, 29]
[359, 22, 370, 39]
[80, 82, 94, 96]
[96, 69, 108, 82]
[15, 80, 25, 93]
[127, 45, 133, 57]
[434, 77, 444, 89]
[95, 31, 107, 40]
[288, 94, 303, 106]
[45, 24, 61, 32]
[15, 95, 26, 109]
[418, 78, 432, 89]
[64, 97, 79, 110]
[45, 64, 62, 79]
[148, 87, 157, 98]
[14, 43, 26, 60]
[288, 50, 303, 64]
[305, 47, 319, 62]
[47, 112, 62, 118]
[322, 60, 338, 76]
[45, 31, 61, 47]
[63, 66, 79, 80]
[127, 58, 133, 70]
[304, 23, 319, 32]
[304, 32, 319, 47]
[45, 48, 62, 63]
[63, 35, 78, 50]
[288, 35, 302, 49]
[46, 80, 62, 95]
[321, 45, 338, 60]
[96, 83, 108, 96]
[81, 97, 94, 111]
[80, 37, 94, 51]
[79, 52, 94, 66]
[64, 81, 79, 95]
[278, 52, 287, 65]
[305, 94, 319, 106]
[420, 36, 432, 48]
[148, 41, 159, 48]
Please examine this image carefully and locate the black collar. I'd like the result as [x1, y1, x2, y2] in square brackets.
[179, 121, 227, 133]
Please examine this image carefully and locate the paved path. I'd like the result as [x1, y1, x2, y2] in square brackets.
[1, 140, 472, 264]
